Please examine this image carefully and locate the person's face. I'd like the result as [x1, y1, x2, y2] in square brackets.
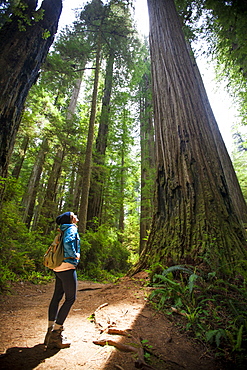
[71, 213, 79, 224]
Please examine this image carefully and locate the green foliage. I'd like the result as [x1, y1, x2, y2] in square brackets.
[2, 0, 141, 291]
[78, 225, 131, 281]
[0, 260, 18, 291]
[232, 130, 247, 203]
[0, 177, 132, 290]
[149, 265, 247, 365]
[2, 1, 45, 32]
[42, 29, 51, 39]
[0, 177, 54, 291]
[176, 0, 247, 125]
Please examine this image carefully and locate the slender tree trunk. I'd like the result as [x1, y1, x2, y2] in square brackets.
[133, 0, 247, 276]
[118, 145, 125, 244]
[73, 160, 84, 214]
[22, 137, 49, 227]
[64, 164, 77, 210]
[11, 136, 29, 179]
[139, 72, 156, 253]
[87, 49, 115, 229]
[31, 176, 46, 232]
[79, 32, 102, 233]
[66, 76, 83, 121]
[38, 148, 65, 234]
[0, 0, 62, 180]
[56, 77, 83, 211]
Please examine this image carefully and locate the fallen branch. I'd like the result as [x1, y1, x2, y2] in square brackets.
[115, 365, 125, 370]
[107, 328, 131, 336]
[171, 307, 187, 317]
[91, 304, 156, 369]
[93, 333, 156, 369]
[93, 339, 142, 354]
[95, 302, 109, 311]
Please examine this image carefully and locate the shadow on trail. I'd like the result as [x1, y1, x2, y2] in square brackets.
[0, 343, 60, 370]
[84, 278, 223, 370]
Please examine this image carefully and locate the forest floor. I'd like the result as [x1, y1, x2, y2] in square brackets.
[0, 272, 228, 370]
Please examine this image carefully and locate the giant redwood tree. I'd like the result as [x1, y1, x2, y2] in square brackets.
[0, 0, 62, 180]
[134, 0, 247, 276]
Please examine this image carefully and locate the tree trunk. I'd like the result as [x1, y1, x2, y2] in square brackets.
[133, 0, 247, 276]
[66, 77, 83, 122]
[189, 47, 247, 225]
[0, 0, 62, 180]
[118, 144, 125, 244]
[139, 71, 156, 253]
[21, 137, 49, 227]
[11, 136, 29, 179]
[63, 164, 76, 210]
[73, 160, 84, 215]
[87, 49, 115, 229]
[38, 148, 65, 234]
[78, 31, 102, 233]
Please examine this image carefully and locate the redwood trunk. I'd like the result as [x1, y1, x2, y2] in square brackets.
[189, 46, 247, 225]
[87, 50, 115, 228]
[38, 148, 65, 233]
[134, 0, 247, 275]
[11, 136, 29, 179]
[79, 32, 102, 233]
[140, 72, 156, 253]
[22, 138, 49, 227]
[0, 0, 62, 179]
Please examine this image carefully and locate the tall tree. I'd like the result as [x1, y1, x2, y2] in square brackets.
[175, 0, 247, 224]
[86, 0, 139, 229]
[139, 68, 156, 253]
[87, 49, 115, 229]
[185, 42, 247, 225]
[134, 0, 247, 276]
[37, 147, 65, 233]
[0, 0, 62, 180]
[78, 29, 102, 233]
[78, 0, 108, 233]
[21, 137, 49, 228]
[11, 136, 29, 179]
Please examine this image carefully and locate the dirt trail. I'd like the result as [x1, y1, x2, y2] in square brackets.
[0, 273, 224, 370]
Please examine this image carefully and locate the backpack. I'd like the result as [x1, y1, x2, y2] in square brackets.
[43, 231, 64, 269]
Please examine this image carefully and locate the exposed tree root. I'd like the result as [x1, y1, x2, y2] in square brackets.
[93, 338, 142, 354]
[92, 301, 157, 369]
[115, 365, 125, 370]
[171, 306, 187, 317]
[93, 328, 156, 369]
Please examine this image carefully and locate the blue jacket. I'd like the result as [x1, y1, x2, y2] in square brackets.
[60, 224, 80, 267]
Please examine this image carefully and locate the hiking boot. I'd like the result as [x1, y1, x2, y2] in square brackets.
[44, 325, 53, 346]
[47, 326, 71, 349]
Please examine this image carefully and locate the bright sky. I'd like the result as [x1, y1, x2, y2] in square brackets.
[52, 0, 237, 153]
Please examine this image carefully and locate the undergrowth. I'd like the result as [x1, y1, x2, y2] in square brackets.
[0, 210, 131, 292]
[0, 176, 132, 292]
[148, 265, 247, 368]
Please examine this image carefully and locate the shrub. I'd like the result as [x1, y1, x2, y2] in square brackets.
[78, 225, 131, 279]
[149, 265, 247, 366]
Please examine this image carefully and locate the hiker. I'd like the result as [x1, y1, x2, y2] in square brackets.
[44, 211, 80, 349]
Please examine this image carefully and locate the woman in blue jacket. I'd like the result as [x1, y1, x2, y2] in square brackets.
[45, 211, 80, 349]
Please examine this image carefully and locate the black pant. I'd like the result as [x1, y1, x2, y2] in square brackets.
[48, 269, 77, 325]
